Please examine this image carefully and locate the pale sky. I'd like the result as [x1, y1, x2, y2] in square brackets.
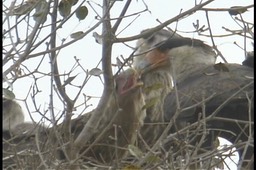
[3, 0, 253, 122]
[3, 1, 253, 169]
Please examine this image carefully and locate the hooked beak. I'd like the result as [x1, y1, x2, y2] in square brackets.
[119, 69, 144, 96]
[139, 49, 170, 75]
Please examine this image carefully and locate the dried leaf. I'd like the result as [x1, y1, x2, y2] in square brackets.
[116, 57, 123, 69]
[145, 155, 161, 164]
[228, 6, 248, 16]
[3, 89, 15, 100]
[59, 0, 72, 18]
[93, 32, 103, 44]
[70, 31, 84, 39]
[213, 137, 220, 149]
[128, 145, 143, 159]
[244, 75, 254, 79]
[122, 165, 141, 170]
[12, 2, 35, 16]
[76, 6, 88, 21]
[33, 0, 48, 24]
[89, 68, 103, 76]
[62, 75, 78, 87]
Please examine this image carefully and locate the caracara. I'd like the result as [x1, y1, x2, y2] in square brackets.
[70, 68, 146, 164]
[135, 29, 254, 169]
[133, 29, 216, 147]
[3, 98, 25, 132]
[3, 68, 146, 168]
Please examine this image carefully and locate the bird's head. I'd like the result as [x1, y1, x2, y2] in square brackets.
[133, 30, 217, 77]
[115, 68, 143, 97]
[133, 29, 181, 72]
[114, 68, 146, 127]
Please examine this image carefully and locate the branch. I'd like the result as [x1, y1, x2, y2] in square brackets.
[205, 10, 228, 63]
[200, 4, 254, 12]
[114, 0, 215, 43]
[74, 0, 114, 152]
[112, 0, 132, 33]
[49, 0, 73, 115]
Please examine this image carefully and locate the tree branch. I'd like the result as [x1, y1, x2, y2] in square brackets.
[74, 0, 114, 153]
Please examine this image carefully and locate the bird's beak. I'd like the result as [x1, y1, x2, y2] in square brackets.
[140, 49, 170, 74]
[119, 70, 144, 96]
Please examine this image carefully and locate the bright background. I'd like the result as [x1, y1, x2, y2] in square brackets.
[3, 0, 253, 169]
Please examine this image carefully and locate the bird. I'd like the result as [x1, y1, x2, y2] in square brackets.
[134, 29, 254, 169]
[3, 68, 146, 169]
[133, 29, 184, 146]
[69, 68, 146, 164]
[133, 29, 217, 147]
[3, 97, 25, 132]
[162, 62, 253, 169]
[55, 68, 146, 166]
